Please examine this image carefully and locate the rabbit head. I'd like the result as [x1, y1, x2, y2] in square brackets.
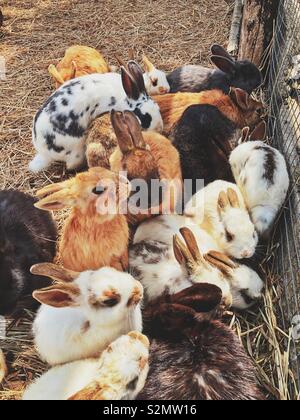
[238, 121, 267, 145]
[69, 332, 150, 400]
[31, 263, 143, 325]
[173, 227, 233, 307]
[35, 167, 131, 219]
[205, 251, 264, 310]
[145, 283, 223, 339]
[210, 44, 262, 94]
[121, 61, 163, 132]
[217, 188, 258, 259]
[142, 55, 170, 95]
[0, 349, 7, 384]
[229, 87, 264, 129]
[111, 110, 162, 209]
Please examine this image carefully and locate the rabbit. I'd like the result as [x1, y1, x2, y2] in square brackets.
[23, 331, 149, 400]
[0, 190, 57, 315]
[167, 43, 262, 94]
[35, 167, 131, 272]
[116, 53, 170, 96]
[142, 55, 170, 95]
[29, 61, 163, 173]
[153, 86, 264, 135]
[230, 124, 290, 238]
[130, 216, 231, 305]
[0, 349, 7, 384]
[185, 181, 258, 260]
[170, 104, 236, 198]
[109, 110, 183, 224]
[138, 283, 263, 400]
[48, 45, 111, 89]
[131, 218, 263, 309]
[31, 263, 144, 366]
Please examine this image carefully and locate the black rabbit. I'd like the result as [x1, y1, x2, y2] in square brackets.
[168, 44, 262, 94]
[0, 190, 57, 314]
[138, 284, 263, 400]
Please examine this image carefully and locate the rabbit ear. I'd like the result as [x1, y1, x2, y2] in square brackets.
[34, 189, 73, 211]
[124, 111, 146, 149]
[36, 180, 70, 199]
[218, 190, 230, 212]
[204, 251, 238, 276]
[115, 55, 128, 69]
[249, 121, 267, 141]
[211, 55, 236, 76]
[48, 64, 65, 85]
[227, 188, 240, 208]
[229, 88, 250, 111]
[111, 110, 135, 153]
[128, 48, 135, 61]
[239, 127, 250, 144]
[128, 61, 147, 96]
[179, 227, 203, 263]
[33, 283, 80, 308]
[71, 61, 77, 79]
[211, 44, 234, 62]
[121, 66, 140, 101]
[30, 263, 79, 283]
[143, 55, 155, 73]
[170, 283, 223, 313]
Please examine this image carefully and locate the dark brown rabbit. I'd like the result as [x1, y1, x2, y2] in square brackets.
[169, 90, 265, 199]
[138, 283, 263, 400]
[168, 44, 262, 94]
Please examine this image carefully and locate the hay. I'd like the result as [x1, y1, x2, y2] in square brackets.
[1, 0, 298, 401]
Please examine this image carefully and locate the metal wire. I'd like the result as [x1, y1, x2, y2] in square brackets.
[267, 0, 300, 390]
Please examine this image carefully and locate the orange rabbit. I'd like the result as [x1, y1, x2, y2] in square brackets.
[48, 45, 111, 88]
[153, 88, 264, 134]
[35, 167, 131, 272]
[109, 111, 183, 225]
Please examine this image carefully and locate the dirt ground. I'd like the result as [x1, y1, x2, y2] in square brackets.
[0, 0, 234, 400]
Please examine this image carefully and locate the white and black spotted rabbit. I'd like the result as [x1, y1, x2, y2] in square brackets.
[30, 62, 163, 172]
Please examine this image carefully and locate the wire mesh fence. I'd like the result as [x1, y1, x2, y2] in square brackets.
[267, 0, 300, 393]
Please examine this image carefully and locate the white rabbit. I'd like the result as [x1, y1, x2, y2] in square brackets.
[229, 125, 289, 237]
[130, 217, 263, 309]
[29, 61, 163, 173]
[185, 180, 258, 260]
[31, 264, 143, 366]
[142, 55, 170, 95]
[23, 332, 149, 401]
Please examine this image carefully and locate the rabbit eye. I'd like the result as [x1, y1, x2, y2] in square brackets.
[127, 376, 139, 391]
[151, 78, 158, 87]
[225, 230, 234, 242]
[92, 186, 107, 195]
[103, 297, 120, 307]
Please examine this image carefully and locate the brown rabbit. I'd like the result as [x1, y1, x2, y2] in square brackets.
[48, 45, 111, 89]
[154, 87, 264, 135]
[109, 111, 183, 225]
[35, 167, 131, 272]
[138, 283, 263, 400]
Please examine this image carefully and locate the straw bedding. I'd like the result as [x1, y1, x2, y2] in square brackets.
[0, 0, 297, 400]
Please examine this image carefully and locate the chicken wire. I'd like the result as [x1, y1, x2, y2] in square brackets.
[267, 0, 300, 391]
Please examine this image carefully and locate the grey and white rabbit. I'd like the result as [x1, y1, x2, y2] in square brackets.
[168, 44, 262, 94]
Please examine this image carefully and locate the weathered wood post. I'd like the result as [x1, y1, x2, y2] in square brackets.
[238, 0, 280, 70]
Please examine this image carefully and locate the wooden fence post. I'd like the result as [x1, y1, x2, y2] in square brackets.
[238, 0, 280, 70]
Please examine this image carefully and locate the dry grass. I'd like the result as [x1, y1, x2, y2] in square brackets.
[0, 0, 298, 401]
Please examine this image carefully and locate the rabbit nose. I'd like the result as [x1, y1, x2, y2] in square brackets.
[241, 250, 251, 258]
[159, 87, 168, 94]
